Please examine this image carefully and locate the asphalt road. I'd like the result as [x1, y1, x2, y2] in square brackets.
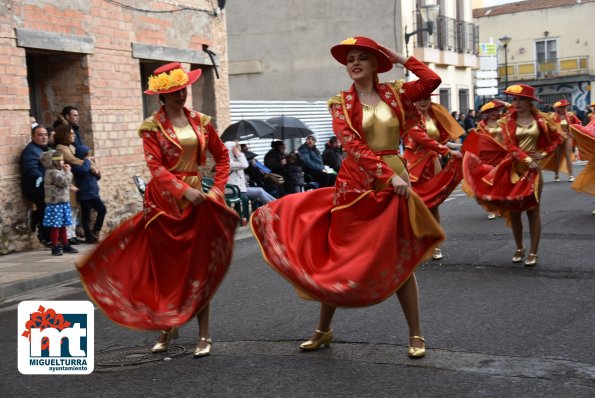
[1, 165, 594, 398]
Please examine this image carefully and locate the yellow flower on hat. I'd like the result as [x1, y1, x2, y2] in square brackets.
[341, 37, 357, 45]
[156, 72, 173, 90]
[147, 75, 161, 92]
[170, 68, 189, 87]
[507, 85, 523, 94]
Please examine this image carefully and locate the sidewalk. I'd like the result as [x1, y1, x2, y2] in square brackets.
[0, 225, 254, 302]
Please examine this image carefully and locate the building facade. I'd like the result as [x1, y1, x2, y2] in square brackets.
[402, 0, 479, 114]
[473, 0, 595, 114]
[0, 0, 230, 253]
[226, 1, 478, 155]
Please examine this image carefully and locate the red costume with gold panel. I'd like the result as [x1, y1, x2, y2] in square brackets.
[570, 123, 595, 195]
[77, 106, 238, 330]
[463, 107, 563, 217]
[251, 57, 445, 307]
[403, 103, 464, 208]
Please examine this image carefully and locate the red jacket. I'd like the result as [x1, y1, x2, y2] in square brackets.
[139, 106, 229, 224]
[328, 56, 440, 207]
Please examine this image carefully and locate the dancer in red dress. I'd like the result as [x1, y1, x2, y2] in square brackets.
[77, 62, 238, 357]
[548, 100, 581, 182]
[251, 37, 445, 358]
[570, 123, 595, 214]
[402, 97, 464, 259]
[463, 84, 563, 266]
[462, 100, 508, 219]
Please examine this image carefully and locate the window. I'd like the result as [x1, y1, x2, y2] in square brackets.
[458, 89, 469, 114]
[535, 39, 558, 77]
[536, 39, 557, 62]
[439, 88, 451, 111]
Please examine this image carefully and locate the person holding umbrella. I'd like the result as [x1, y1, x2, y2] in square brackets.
[251, 37, 444, 358]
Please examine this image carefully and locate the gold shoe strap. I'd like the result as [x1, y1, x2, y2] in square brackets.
[315, 329, 332, 334]
[410, 335, 425, 342]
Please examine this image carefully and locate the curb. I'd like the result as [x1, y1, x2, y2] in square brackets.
[0, 268, 79, 302]
[0, 228, 255, 302]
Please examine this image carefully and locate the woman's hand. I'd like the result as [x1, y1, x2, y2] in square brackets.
[528, 161, 539, 170]
[449, 149, 462, 158]
[391, 175, 410, 199]
[527, 151, 545, 161]
[184, 187, 206, 205]
[377, 44, 407, 65]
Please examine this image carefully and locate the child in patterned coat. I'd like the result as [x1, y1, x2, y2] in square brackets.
[40, 150, 79, 256]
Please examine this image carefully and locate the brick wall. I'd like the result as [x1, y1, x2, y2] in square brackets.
[0, 0, 229, 254]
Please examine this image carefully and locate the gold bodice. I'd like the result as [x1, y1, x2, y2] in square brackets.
[486, 124, 503, 144]
[515, 120, 540, 152]
[362, 100, 406, 176]
[173, 124, 201, 189]
[559, 118, 569, 132]
[425, 117, 440, 141]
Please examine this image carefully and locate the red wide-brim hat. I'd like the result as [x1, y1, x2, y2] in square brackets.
[330, 36, 393, 73]
[553, 99, 570, 108]
[480, 99, 506, 113]
[503, 84, 542, 102]
[144, 62, 202, 95]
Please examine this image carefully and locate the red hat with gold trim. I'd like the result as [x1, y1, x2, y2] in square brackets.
[144, 62, 202, 95]
[553, 99, 570, 108]
[503, 84, 542, 102]
[331, 36, 393, 73]
[480, 99, 506, 113]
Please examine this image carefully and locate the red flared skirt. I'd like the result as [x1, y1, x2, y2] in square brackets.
[409, 156, 463, 209]
[571, 124, 595, 195]
[250, 187, 445, 307]
[77, 197, 238, 330]
[463, 152, 540, 215]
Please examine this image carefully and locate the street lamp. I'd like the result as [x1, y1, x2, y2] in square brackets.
[405, 3, 441, 45]
[499, 35, 512, 93]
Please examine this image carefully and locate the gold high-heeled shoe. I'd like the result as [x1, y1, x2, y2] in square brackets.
[432, 248, 443, 260]
[299, 329, 333, 351]
[193, 337, 212, 358]
[512, 247, 525, 263]
[524, 253, 538, 267]
[151, 327, 179, 353]
[408, 335, 426, 359]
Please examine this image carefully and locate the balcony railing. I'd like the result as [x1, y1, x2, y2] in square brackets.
[498, 56, 590, 81]
[412, 14, 479, 55]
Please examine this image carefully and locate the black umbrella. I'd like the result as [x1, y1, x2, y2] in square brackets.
[220, 119, 276, 142]
[265, 116, 314, 140]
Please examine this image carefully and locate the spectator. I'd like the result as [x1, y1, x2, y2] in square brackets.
[264, 140, 287, 176]
[284, 152, 307, 193]
[20, 125, 51, 246]
[245, 151, 283, 198]
[54, 124, 90, 245]
[322, 136, 343, 173]
[452, 111, 464, 128]
[226, 142, 276, 222]
[298, 135, 336, 188]
[72, 145, 106, 243]
[40, 150, 79, 256]
[53, 106, 83, 147]
[463, 109, 476, 133]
